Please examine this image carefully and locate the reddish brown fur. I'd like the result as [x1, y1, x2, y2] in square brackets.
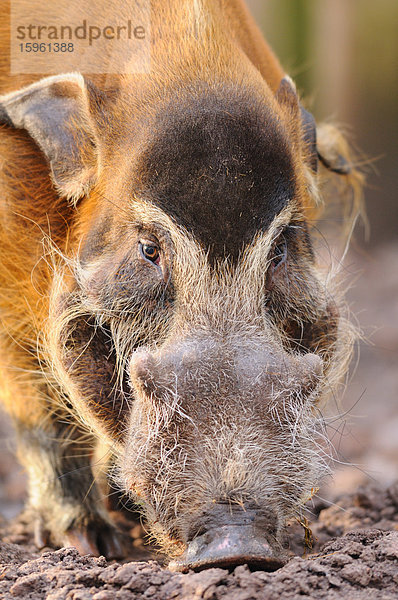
[0, 0, 288, 427]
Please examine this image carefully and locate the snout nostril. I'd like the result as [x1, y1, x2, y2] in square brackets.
[169, 522, 286, 573]
[168, 505, 285, 573]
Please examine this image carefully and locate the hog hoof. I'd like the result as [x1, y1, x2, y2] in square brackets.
[33, 514, 132, 559]
[62, 522, 130, 559]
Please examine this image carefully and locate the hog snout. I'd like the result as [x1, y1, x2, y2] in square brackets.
[169, 503, 286, 573]
[126, 337, 324, 562]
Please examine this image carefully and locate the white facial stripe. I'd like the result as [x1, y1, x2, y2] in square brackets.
[243, 205, 293, 258]
[127, 199, 294, 323]
[131, 198, 292, 258]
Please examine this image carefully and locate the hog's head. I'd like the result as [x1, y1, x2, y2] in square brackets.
[0, 69, 360, 570]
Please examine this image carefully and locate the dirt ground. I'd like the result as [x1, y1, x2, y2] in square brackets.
[0, 242, 397, 599]
[0, 482, 397, 599]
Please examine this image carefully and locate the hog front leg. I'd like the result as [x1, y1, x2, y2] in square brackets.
[13, 415, 129, 559]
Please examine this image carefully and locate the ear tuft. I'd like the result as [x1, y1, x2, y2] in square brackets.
[316, 123, 353, 175]
[275, 76, 299, 114]
[0, 73, 99, 203]
[316, 123, 366, 238]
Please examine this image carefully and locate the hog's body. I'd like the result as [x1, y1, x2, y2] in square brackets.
[0, 0, 361, 569]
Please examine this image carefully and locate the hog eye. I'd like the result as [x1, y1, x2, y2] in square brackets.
[272, 239, 287, 268]
[140, 241, 160, 265]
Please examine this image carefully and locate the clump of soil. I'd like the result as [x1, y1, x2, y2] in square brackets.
[0, 481, 397, 600]
[310, 480, 398, 550]
[0, 530, 397, 600]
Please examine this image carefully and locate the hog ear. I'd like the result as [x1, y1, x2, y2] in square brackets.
[275, 76, 298, 105]
[275, 76, 300, 123]
[0, 73, 99, 204]
[276, 77, 318, 172]
[299, 106, 318, 173]
[316, 122, 353, 175]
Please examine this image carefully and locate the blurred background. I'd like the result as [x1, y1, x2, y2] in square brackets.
[0, 0, 397, 519]
[247, 0, 398, 495]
